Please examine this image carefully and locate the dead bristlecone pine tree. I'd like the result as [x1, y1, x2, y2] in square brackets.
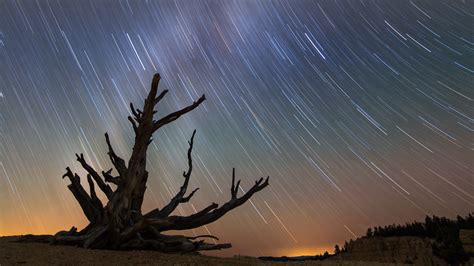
[20, 73, 269, 252]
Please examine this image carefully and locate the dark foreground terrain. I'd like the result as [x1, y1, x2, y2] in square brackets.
[2, 214, 473, 265]
[0, 236, 263, 265]
[0, 236, 417, 266]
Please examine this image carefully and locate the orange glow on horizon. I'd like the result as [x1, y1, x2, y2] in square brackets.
[278, 245, 333, 257]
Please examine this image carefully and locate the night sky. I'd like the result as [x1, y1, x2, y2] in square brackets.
[0, 0, 473, 257]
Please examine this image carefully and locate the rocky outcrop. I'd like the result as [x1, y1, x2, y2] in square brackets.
[460, 229, 474, 255]
[460, 229, 474, 265]
[330, 236, 447, 266]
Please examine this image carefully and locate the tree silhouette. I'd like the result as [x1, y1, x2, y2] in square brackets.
[363, 213, 474, 264]
[39, 73, 269, 252]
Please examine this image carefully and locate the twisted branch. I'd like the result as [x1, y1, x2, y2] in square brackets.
[153, 95, 206, 132]
[145, 130, 199, 219]
[104, 133, 127, 178]
[157, 169, 269, 231]
[75, 153, 113, 199]
[62, 168, 103, 224]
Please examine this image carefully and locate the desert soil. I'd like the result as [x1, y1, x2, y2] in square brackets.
[0, 236, 409, 265]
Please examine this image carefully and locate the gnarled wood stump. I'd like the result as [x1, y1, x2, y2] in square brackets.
[24, 73, 269, 253]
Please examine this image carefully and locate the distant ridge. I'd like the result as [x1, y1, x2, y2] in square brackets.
[259, 213, 474, 265]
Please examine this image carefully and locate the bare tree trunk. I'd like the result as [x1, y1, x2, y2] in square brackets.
[21, 73, 269, 253]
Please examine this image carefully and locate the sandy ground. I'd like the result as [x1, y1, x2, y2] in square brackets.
[1, 236, 262, 265]
[0, 236, 408, 265]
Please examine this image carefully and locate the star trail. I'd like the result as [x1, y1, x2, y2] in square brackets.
[0, 0, 472, 257]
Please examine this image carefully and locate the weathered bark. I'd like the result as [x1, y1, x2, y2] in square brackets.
[21, 73, 269, 253]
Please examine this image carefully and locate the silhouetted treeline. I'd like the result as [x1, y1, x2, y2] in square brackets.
[260, 214, 473, 264]
[361, 213, 474, 265]
[259, 252, 331, 262]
